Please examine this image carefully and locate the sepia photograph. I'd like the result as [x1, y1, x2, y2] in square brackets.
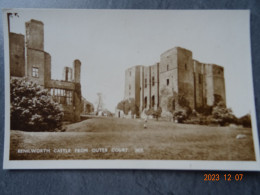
[2, 9, 260, 170]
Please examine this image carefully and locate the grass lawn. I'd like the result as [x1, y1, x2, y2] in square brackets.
[10, 117, 256, 160]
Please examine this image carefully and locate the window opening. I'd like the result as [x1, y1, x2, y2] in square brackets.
[32, 67, 39, 77]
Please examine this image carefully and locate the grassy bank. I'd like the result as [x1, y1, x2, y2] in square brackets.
[10, 117, 255, 160]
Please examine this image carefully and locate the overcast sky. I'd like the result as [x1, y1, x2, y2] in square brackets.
[6, 9, 253, 117]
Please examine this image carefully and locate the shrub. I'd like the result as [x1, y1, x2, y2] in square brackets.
[173, 110, 187, 123]
[145, 107, 162, 120]
[10, 78, 63, 131]
[238, 114, 252, 128]
[196, 105, 213, 116]
[167, 96, 175, 113]
[185, 113, 210, 125]
[116, 98, 139, 117]
[167, 92, 192, 117]
[211, 101, 236, 126]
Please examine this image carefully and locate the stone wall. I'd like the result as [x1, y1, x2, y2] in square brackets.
[124, 66, 136, 99]
[63, 67, 73, 81]
[123, 46, 226, 117]
[134, 66, 142, 110]
[81, 98, 94, 114]
[159, 48, 179, 114]
[125, 65, 143, 114]
[140, 66, 144, 111]
[25, 19, 44, 51]
[45, 80, 75, 90]
[204, 64, 215, 106]
[44, 52, 51, 85]
[73, 60, 81, 83]
[9, 19, 84, 123]
[26, 48, 46, 86]
[193, 60, 205, 109]
[212, 65, 226, 105]
[150, 63, 160, 108]
[177, 47, 194, 110]
[9, 33, 25, 77]
[143, 66, 151, 109]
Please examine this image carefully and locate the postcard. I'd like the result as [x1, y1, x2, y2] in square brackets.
[2, 9, 260, 170]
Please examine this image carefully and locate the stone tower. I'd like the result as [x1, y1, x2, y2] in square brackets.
[73, 59, 82, 122]
[140, 63, 160, 111]
[73, 59, 81, 83]
[63, 67, 73, 81]
[124, 65, 143, 112]
[204, 64, 226, 106]
[159, 47, 195, 115]
[9, 33, 25, 77]
[193, 60, 206, 109]
[25, 19, 44, 50]
[176, 47, 195, 110]
[123, 46, 226, 117]
[25, 19, 51, 86]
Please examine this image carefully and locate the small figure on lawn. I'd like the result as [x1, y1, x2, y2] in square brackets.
[144, 117, 148, 129]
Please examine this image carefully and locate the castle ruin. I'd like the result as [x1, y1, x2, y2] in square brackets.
[123, 47, 226, 117]
[9, 19, 84, 122]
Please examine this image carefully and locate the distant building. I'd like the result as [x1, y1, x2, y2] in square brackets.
[81, 97, 95, 115]
[124, 47, 226, 116]
[9, 19, 84, 122]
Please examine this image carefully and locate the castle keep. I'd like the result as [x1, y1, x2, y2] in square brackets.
[9, 19, 83, 122]
[124, 47, 226, 116]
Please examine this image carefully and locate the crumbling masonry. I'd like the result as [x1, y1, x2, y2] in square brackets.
[123, 47, 226, 116]
[9, 19, 82, 122]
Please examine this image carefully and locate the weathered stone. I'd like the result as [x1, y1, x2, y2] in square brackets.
[124, 46, 226, 115]
[9, 19, 84, 122]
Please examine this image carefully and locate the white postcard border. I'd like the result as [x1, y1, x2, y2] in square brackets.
[2, 9, 260, 170]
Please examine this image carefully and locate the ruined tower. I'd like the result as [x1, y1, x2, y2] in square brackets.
[9, 18, 85, 122]
[123, 46, 226, 117]
[193, 60, 206, 109]
[25, 19, 51, 86]
[124, 65, 143, 111]
[159, 47, 195, 115]
[204, 64, 226, 106]
[73, 59, 82, 121]
[139, 63, 160, 111]
[9, 33, 25, 77]
[150, 63, 160, 109]
[73, 59, 81, 83]
[63, 67, 73, 81]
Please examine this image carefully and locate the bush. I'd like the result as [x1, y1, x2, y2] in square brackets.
[167, 92, 192, 117]
[167, 96, 175, 113]
[117, 98, 139, 117]
[238, 114, 252, 128]
[211, 101, 236, 126]
[185, 114, 211, 125]
[196, 105, 213, 116]
[10, 78, 64, 131]
[145, 107, 162, 120]
[173, 110, 187, 123]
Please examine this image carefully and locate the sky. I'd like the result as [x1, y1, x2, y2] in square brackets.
[6, 9, 254, 117]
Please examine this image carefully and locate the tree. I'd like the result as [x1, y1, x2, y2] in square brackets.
[211, 101, 236, 126]
[117, 100, 125, 112]
[10, 78, 63, 131]
[167, 92, 191, 119]
[167, 96, 175, 113]
[145, 107, 162, 120]
[116, 98, 139, 116]
[238, 114, 252, 128]
[173, 110, 187, 123]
